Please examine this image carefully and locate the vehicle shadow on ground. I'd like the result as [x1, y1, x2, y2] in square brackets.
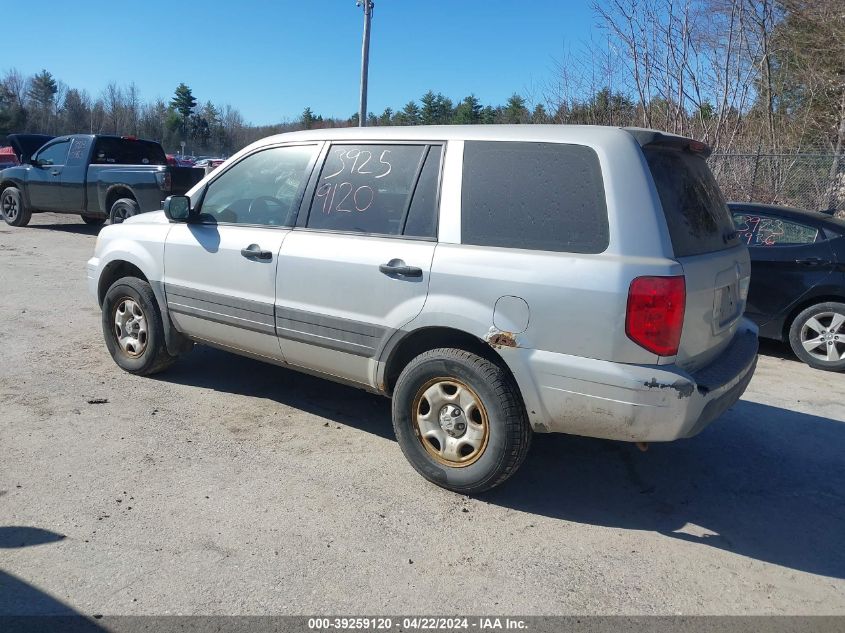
[484, 400, 845, 580]
[757, 338, 801, 362]
[158, 345, 394, 440]
[159, 346, 845, 579]
[25, 222, 102, 236]
[0, 527, 106, 629]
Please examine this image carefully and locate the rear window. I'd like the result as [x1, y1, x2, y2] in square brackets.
[644, 147, 739, 257]
[92, 138, 167, 166]
[461, 141, 609, 253]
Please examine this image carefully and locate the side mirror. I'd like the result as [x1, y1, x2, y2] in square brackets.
[163, 195, 191, 222]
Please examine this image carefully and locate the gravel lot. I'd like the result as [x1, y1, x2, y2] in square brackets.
[1, 213, 844, 616]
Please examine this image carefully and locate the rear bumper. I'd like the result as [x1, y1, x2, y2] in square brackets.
[504, 319, 759, 441]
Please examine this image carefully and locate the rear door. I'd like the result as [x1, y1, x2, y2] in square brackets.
[275, 142, 442, 386]
[643, 145, 750, 371]
[61, 136, 93, 211]
[732, 210, 834, 324]
[163, 143, 320, 361]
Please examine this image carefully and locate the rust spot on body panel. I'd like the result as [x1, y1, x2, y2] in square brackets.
[486, 330, 517, 349]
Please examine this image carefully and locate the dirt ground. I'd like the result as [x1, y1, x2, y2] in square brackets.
[1, 213, 844, 616]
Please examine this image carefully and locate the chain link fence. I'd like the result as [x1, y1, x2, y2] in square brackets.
[709, 151, 845, 216]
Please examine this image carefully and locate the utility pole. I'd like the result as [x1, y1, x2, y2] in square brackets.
[357, 0, 374, 127]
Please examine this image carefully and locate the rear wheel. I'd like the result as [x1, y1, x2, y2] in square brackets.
[1, 187, 31, 227]
[392, 348, 532, 494]
[102, 277, 177, 375]
[788, 302, 845, 371]
[109, 198, 139, 224]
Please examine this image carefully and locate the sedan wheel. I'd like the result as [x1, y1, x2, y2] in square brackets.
[789, 302, 845, 371]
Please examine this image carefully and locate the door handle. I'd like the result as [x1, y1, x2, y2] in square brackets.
[50, 170, 60, 176]
[795, 257, 828, 266]
[379, 259, 422, 278]
[240, 244, 272, 260]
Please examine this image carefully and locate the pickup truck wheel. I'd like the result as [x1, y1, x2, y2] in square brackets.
[110, 198, 140, 224]
[392, 348, 532, 494]
[102, 276, 177, 375]
[81, 215, 106, 227]
[788, 302, 845, 372]
[1, 187, 32, 227]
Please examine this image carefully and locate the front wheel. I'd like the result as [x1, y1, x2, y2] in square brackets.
[789, 302, 845, 371]
[1, 187, 32, 227]
[102, 277, 177, 375]
[109, 198, 140, 224]
[392, 348, 532, 494]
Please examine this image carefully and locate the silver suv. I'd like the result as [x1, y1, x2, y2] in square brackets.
[88, 125, 758, 493]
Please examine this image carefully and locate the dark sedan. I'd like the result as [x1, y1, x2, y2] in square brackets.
[729, 202, 845, 371]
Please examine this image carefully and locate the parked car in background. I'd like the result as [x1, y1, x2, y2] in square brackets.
[88, 125, 757, 493]
[730, 202, 845, 371]
[0, 145, 20, 169]
[193, 157, 225, 174]
[0, 134, 205, 226]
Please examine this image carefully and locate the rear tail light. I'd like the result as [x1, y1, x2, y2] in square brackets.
[625, 276, 686, 356]
[155, 171, 172, 192]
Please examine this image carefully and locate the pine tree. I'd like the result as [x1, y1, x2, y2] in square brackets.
[27, 69, 58, 133]
[301, 106, 316, 129]
[170, 83, 197, 140]
[420, 91, 438, 125]
[453, 95, 483, 124]
[397, 101, 421, 125]
[503, 94, 529, 124]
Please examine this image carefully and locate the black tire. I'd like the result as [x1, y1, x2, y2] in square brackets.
[788, 302, 845, 371]
[1, 186, 32, 227]
[102, 276, 177, 375]
[392, 348, 532, 494]
[109, 198, 140, 224]
[81, 215, 106, 227]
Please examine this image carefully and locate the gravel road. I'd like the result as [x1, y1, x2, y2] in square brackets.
[1, 213, 844, 616]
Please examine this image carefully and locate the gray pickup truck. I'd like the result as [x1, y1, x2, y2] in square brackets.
[0, 134, 204, 227]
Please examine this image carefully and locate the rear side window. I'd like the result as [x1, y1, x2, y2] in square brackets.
[732, 212, 818, 246]
[461, 141, 609, 253]
[92, 138, 167, 165]
[306, 143, 440, 238]
[644, 147, 739, 257]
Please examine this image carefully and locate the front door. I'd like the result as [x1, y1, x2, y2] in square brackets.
[163, 143, 320, 361]
[276, 142, 443, 386]
[28, 138, 71, 211]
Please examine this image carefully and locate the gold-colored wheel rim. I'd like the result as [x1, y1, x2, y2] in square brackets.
[411, 377, 490, 467]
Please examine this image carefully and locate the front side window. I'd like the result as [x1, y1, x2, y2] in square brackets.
[36, 141, 70, 166]
[306, 144, 437, 236]
[199, 145, 317, 226]
[733, 212, 818, 246]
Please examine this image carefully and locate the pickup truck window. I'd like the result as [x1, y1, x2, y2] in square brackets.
[92, 137, 167, 166]
[36, 140, 71, 166]
[306, 144, 431, 236]
[198, 145, 317, 227]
